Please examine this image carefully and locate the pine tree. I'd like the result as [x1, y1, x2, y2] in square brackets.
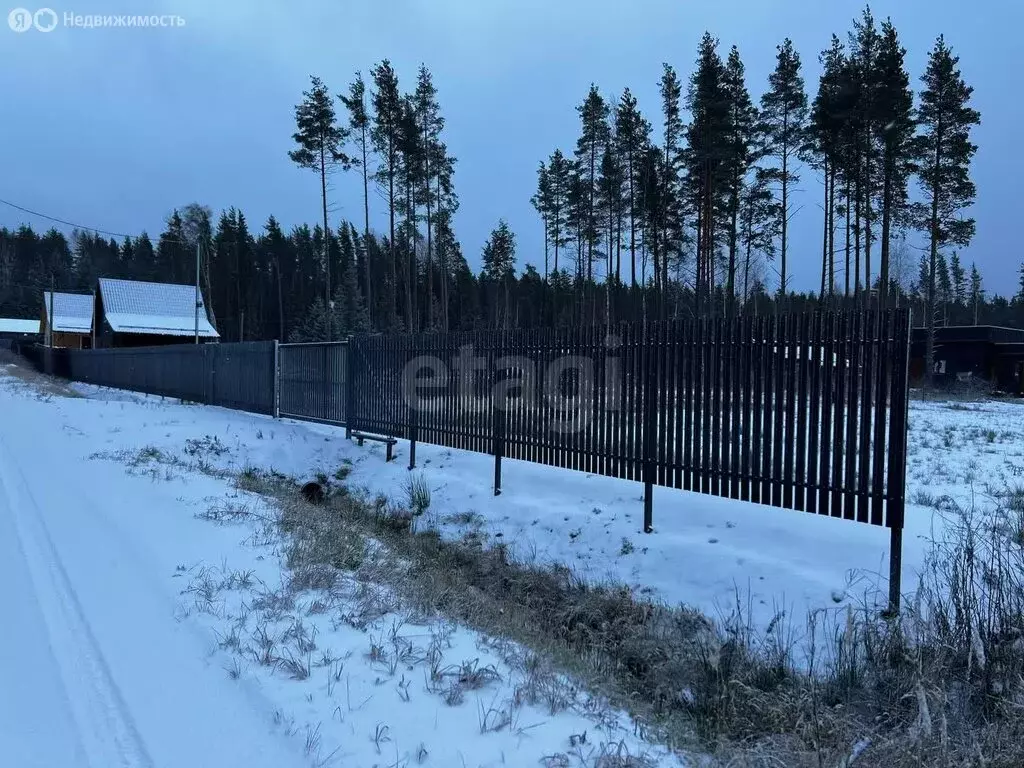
[597, 142, 623, 304]
[873, 18, 915, 307]
[659, 64, 686, 293]
[289, 75, 350, 340]
[431, 142, 458, 330]
[574, 86, 610, 286]
[686, 34, 731, 313]
[848, 8, 880, 297]
[398, 96, 421, 331]
[339, 71, 373, 327]
[540, 149, 572, 277]
[638, 146, 665, 292]
[370, 60, 404, 330]
[723, 45, 758, 315]
[413, 65, 444, 329]
[614, 88, 651, 288]
[913, 36, 980, 385]
[531, 161, 552, 281]
[810, 35, 848, 302]
[760, 38, 808, 297]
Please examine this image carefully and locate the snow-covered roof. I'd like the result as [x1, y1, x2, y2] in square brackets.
[98, 278, 218, 338]
[0, 318, 40, 334]
[43, 292, 93, 333]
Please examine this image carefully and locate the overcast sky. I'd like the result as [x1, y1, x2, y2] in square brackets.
[1, 0, 1019, 295]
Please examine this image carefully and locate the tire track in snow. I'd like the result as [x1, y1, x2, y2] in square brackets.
[0, 435, 155, 768]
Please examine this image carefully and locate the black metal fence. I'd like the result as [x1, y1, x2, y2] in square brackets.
[277, 342, 349, 426]
[58, 341, 277, 414]
[17, 309, 913, 609]
[350, 309, 911, 523]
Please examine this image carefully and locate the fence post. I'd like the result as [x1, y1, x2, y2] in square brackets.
[272, 340, 280, 419]
[491, 332, 503, 496]
[408, 402, 418, 470]
[642, 323, 656, 533]
[344, 341, 354, 440]
[886, 308, 913, 616]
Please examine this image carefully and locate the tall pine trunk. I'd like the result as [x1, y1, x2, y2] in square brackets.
[319, 144, 331, 340]
[854, 159, 862, 298]
[780, 112, 789, 300]
[845, 177, 852, 299]
[828, 167, 836, 301]
[820, 158, 829, 303]
[628, 150, 636, 287]
[879, 154, 894, 309]
[925, 119, 943, 388]
[360, 125, 371, 329]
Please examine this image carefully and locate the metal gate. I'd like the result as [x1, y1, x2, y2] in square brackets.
[277, 341, 349, 426]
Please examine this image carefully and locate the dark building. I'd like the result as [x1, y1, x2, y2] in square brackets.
[93, 277, 219, 348]
[910, 325, 1024, 395]
[40, 292, 93, 349]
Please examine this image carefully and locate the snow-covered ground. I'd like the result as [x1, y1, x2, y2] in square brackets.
[0, 363, 681, 767]
[2, 357, 1022, 767]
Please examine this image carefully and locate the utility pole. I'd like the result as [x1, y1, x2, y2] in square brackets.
[47, 274, 54, 348]
[194, 240, 201, 344]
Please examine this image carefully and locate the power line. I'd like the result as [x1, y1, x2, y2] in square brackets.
[0, 197, 136, 240]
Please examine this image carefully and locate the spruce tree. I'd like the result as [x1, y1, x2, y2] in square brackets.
[289, 75, 350, 340]
[950, 252, 966, 314]
[969, 262, 984, 324]
[913, 36, 980, 384]
[936, 251, 952, 325]
[481, 221, 516, 328]
[760, 38, 808, 298]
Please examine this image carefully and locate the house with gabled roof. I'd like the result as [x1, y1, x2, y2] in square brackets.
[93, 277, 218, 348]
[40, 291, 94, 349]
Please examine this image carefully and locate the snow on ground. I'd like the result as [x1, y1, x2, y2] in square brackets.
[0, 366, 681, 767]
[65, 378, 1024, 635]
[3, 357, 1022, 767]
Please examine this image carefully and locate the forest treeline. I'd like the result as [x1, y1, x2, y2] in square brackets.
[2, 6, 1023, 344]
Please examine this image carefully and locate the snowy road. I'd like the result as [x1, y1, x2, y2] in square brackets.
[0, 390, 305, 768]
